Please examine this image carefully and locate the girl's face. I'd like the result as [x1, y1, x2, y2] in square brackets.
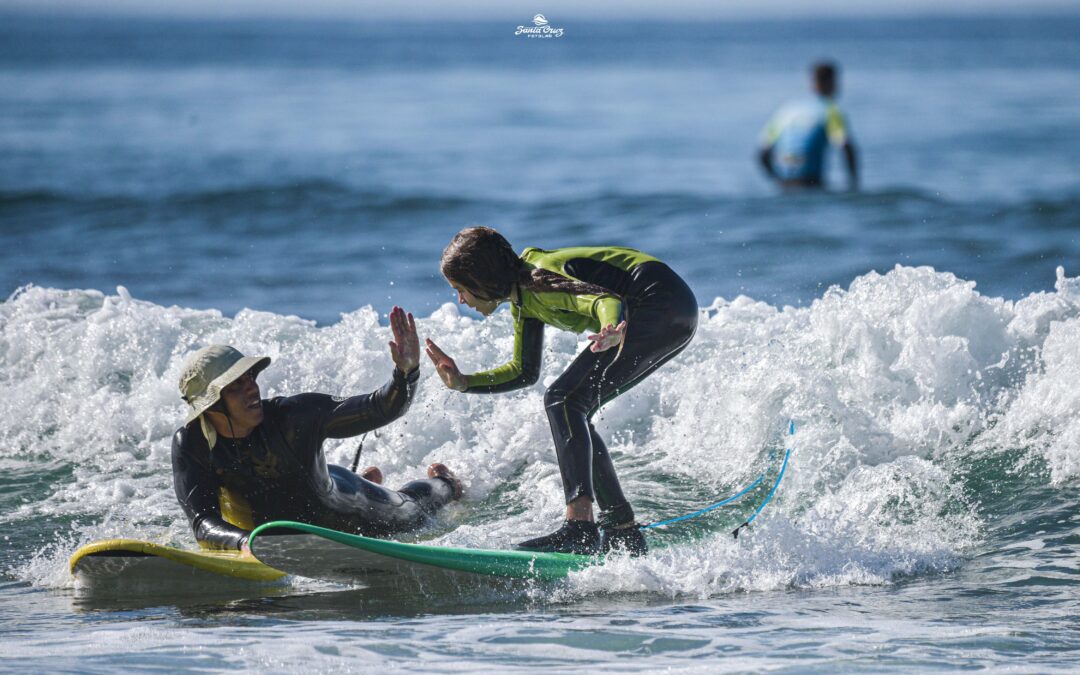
[448, 279, 502, 316]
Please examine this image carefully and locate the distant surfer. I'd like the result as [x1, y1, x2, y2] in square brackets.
[425, 227, 697, 556]
[758, 61, 859, 190]
[172, 306, 462, 551]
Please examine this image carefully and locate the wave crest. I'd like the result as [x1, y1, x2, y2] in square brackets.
[3, 265, 1078, 592]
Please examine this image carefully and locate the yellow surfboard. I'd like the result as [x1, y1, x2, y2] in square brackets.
[70, 538, 286, 587]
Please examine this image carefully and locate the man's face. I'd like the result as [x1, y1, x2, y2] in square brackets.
[813, 74, 837, 98]
[219, 368, 264, 429]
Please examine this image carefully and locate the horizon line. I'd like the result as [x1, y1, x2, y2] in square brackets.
[3, 4, 1080, 23]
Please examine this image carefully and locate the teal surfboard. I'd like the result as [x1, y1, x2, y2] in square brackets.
[248, 424, 793, 586]
[249, 521, 598, 585]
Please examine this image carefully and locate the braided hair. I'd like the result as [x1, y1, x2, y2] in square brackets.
[440, 227, 610, 302]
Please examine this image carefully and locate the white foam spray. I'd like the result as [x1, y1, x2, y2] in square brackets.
[2, 264, 1077, 593]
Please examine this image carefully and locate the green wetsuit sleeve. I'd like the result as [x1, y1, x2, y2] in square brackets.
[826, 103, 849, 145]
[534, 290, 624, 330]
[465, 314, 544, 393]
[760, 110, 782, 147]
[594, 296, 623, 328]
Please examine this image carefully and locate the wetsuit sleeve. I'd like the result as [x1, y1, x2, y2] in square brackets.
[593, 296, 623, 328]
[826, 103, 849, 146]
[760, 109, 782, 147]
[308, 367, 420, 439]
[465, 312, 544, 393]
[538, 290, 624, 329]
[171, 427, 249, 551]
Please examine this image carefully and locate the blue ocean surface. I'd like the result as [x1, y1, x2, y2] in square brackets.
[1, 12, 1079, 672]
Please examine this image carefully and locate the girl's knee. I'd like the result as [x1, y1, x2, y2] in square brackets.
[544, 387, 568, 409]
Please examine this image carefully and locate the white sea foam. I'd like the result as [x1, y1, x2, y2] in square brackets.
[2, 265, 1077, 592]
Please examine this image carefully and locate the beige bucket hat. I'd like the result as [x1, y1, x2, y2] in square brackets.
[178, 344, 271, 424]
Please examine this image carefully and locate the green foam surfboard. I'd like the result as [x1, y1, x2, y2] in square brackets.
[249, 520, 599, 585]
[248, 425, 793, 587]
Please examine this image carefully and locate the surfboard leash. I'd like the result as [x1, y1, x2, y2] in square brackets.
[349, 430, 378, 473]
[638, 419, 795, 534]
[732, 420, 794, 539]
[638, 470, 768, 530]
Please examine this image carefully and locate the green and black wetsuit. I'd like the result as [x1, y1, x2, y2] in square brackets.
[464, 247, 698, 528]
[171, 367, 454, 550]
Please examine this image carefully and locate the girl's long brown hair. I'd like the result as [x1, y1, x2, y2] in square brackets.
[440, 227, 611, 302]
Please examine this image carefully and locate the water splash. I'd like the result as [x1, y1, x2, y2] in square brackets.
[3, 264, 1078, 592]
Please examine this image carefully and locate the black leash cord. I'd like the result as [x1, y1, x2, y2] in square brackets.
[350, 430, 378, 473]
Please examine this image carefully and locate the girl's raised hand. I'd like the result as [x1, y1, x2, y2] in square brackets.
[588, 320, 627, 353]
[425, 338, 468, 391]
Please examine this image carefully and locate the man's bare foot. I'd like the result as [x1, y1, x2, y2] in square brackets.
[360, 466, 383, 485]
[428, 462, 463, 500]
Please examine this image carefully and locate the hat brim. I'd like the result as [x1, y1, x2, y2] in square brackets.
[185, 355, 271, 424]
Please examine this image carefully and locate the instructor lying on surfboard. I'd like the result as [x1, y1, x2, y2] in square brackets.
[172, 306, 463, 551]
[426, 227, 698, 556]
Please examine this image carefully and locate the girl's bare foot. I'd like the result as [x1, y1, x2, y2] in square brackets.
[428, 462, 463, 500]
[360, 466, 383, 485]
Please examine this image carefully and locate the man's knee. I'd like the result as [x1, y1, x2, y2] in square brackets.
[399, 478, 453, 513]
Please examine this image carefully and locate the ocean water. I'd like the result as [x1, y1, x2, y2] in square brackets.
[2, 13, 1079, 672]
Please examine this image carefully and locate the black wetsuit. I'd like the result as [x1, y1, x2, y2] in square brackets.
[171, 367, 454, 550]
[464, 247, 698, 529]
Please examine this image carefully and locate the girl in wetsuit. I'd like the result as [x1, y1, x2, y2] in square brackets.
[425, 227, 698, 555]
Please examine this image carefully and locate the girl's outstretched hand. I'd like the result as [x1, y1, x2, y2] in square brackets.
[588, 320, 627, 353]
[425, 338, 468, 391]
